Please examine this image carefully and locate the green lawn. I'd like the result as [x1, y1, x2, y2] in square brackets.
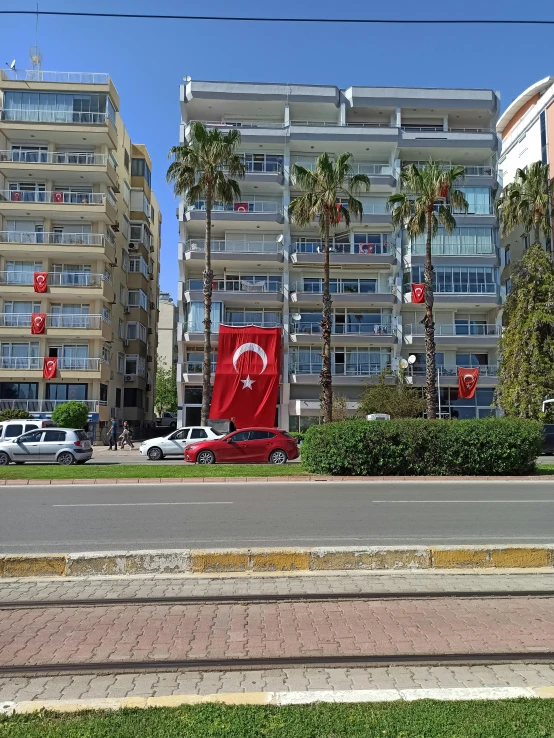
[2, 700, 554, 738]
[0, 464, 307, 480]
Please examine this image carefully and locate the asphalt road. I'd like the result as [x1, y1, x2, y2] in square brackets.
[1, 481, 554, 553]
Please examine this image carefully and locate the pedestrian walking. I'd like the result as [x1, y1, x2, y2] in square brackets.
[229, 417, 237, 432]
[108, 417, 118, 451]
[119, 421, 134, 450]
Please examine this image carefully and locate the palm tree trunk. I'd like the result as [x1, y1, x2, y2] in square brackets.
[320, 219, 333, 423]
[533, 221, 541, 246]
[201, 184, 213, 426]
[424, 207, 437, 419]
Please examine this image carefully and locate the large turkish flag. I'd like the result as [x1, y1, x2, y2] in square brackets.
[457, 367, 479, 399]
[210, 325, 281, 428]
[34, 272, 48, 293]
[43, 357, 58, 379]
[31, 313, 46, 335]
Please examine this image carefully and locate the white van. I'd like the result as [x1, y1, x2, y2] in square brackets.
[0, 419, 55, 442]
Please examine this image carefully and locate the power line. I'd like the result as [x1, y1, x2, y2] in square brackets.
[1, 10, 554, 25]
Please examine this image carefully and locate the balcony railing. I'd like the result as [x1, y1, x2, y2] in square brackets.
[243, 160, 283, 173]
[0, 314, 107, 329]
[410, 242, 496, 256]
[0, 231, 106, 247]
[0, 399, 105, 412]
[1, 70, 110, 84]
[224, 320, 282, 328]
[184, 239, 282, 254]
[0, 190, 105, 204]
[406, 285, 499, 296]
[401, 126, 494, 134]
[290, 321, 393, 336]
[0, 150, 108, 165]
[188, 119, 284, 130]
[184, 360, 217, 373]
[291, 280, 381, 295]
[0, 272, 107, 288]
[291, 240, 394, 255]
[0, 357, 106, 371]
[0, 109, 109, 125]
[291, 362, 388, 375]
[190, 200, 282, 214]
[405, 324, 501, 337]
[411, 364, 499, 377]
[291, 160, 392, 176]
[188, 279, 282, 293]
[406, 162, 496, 178]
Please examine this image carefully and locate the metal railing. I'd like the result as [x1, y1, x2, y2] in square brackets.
[184, 239, 282, 254]
[0, 399, 104, 412]
[190, 200, 282, 214]
[188, 279, 282, 293]
[0, 109, 109, 125]
[0, 314, 107, 329]
[410, 242, 496, 256]
[291, 160, 392, 176]
[406, 163, 496, 177]
[188, 119, 284, 129]
[0, 357, 106, 371]
[290, 120, 341, 127]
[291, 241, 393, 255]
[0, 190, 105, 204]
[224, 320, 282, 328]
[406, 284, 499, 296]
[0, 231, 106, 246]
[405, 324, 501, 337]
[184, 360, 217, 373]
[1, 70, 110, 84]
[0, 150, 107, 165]
[290, 362, 388, 375]
[345, 121, 394, 129]
[411, 364, 499, 377]
[0, 272, 106, 288]
[244, 160, 283, 173]
[291, 280, 380, 295]
[290, 321, 393, 336]
[401, 126, 494, 134]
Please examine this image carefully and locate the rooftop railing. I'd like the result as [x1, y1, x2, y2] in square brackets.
[0, 109, 109, 125]
[1, 70, 110, 84]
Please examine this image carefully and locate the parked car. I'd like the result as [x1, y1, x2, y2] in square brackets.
[0, 428, 92, 465]
[543, 424, 554, 455]
[0, 418, 55, 442]
[155, 412, 178, 429]
[139, 426, 223, 461]
[184, 428, 299, 465]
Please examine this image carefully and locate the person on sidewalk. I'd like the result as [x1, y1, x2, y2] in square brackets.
[119, 421, 134, 450]
[108, 418, 118, 451]
[229, 417, 237, 432]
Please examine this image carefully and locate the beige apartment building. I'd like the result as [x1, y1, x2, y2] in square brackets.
[158, 292, 178, 369]
[0, 69, 161, 441]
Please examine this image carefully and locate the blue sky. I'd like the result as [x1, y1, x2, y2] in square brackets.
[3, 0, 553, 297]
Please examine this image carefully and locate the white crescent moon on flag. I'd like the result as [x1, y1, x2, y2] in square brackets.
[233, 342, 268, 374]
[464, 374, 474, 384]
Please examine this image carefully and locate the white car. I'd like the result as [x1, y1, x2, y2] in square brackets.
[139, 426, 223, 461]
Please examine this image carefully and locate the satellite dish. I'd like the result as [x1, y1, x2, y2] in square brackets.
[6, 60, 16, 70]
[276, 234, 284, 244]
[184, 75, 192, 83]
[408, 354, 417, 364]
[399, 358, 409, 369]
[291, 314, 301, 321]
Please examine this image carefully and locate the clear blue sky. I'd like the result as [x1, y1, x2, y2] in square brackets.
[3, 0, 553, 297]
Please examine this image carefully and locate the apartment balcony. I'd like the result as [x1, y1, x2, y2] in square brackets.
[184, 120, 287, 145]
[184, 199, 284, 224]
[405, 162, 499, 189]
[290, 282, 397, 307]
[185, 279, 284, 308]
[291, 159, 396, 188]
[183, 239, 284, 265]
[404, 287, 501, 307]
[0, 190, 117, 223]
[409, 242, 499, 267]
[403, 323, 501, 347]
[290, 120, 399, 145]
[0, 398, 106, 413]
[399, 125, 498, 151]
[290, 361, 391, 385]
[0, 230, 115, 264]
[0, 357, 110, 381]
[289, 321, 396, 346]
[182, 359, 218, 381]
[0, 150, 118, 189]
[243, 159, 284, 186]
[0, 314, 112, 340]
[182, 319, 281, 343]
[290, 239, 396, 267]
[0, 272, 114, 302]
[409, 364, 499, 386]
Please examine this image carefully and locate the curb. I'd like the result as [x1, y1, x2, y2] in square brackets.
[2, 545, 554, 578]
[2, 686, 553, 715]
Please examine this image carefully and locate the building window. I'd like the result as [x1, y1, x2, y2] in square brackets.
[123, 180, 131, 205]
[126, 322, 146, 342]
[128, 289, 148, 310]
[131, 158, 152, 187]
[117, 352, 125, 373]
[121, 213, 130, 240]
[120, 285, 125, 304]
[505, 246, 510, 265]
[3, 91, 116, 125]
[124, 150, 130, 171]
[540, 111, 548, 165]
[124, 387, 143, 408]
[0, 382, 38, 399]
[102, 344, 111, 363]
[506, 278, 512, 294]
[100, 383, 108, 403]
[129, 256, 149, 278]
[46, 384, 87, 401]
[115, 387, 121, 407]
[121, 249, 129, 273]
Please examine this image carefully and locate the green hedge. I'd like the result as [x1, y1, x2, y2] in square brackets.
[301, 418, 542, 476]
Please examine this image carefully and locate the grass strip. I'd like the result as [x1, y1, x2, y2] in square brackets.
[0, 464, 306, 480]
[2, 700, 554, 738]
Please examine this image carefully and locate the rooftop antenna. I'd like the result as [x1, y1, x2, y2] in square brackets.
[29, 2, 42, 75]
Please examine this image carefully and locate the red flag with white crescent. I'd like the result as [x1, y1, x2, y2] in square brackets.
[457, 367, 479, 399]
[209, 326, 281, 427]
[411, 284, 425, 303]
[31, 313, 46, 335]
[43, 357, 58, 379]
[34, 272, 48, 293]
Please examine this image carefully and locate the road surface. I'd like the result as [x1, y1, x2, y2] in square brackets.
[1, 480, 554, 552]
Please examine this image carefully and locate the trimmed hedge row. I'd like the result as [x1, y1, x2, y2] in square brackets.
[300, 418, 542, 476]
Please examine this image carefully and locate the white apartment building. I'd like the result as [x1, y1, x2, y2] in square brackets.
[177, 80, 503, 431]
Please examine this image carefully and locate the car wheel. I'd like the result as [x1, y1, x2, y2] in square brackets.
[0, 452, 10, 466]
[147, 446, 164, 461]
[196, 450, 215, 465]
[269, 449, 288, 465]
[57, 452, 75, 466]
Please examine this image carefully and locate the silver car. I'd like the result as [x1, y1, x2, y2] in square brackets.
[0, 428, 93, 465]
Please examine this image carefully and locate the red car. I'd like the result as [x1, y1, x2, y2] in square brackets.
[184, 427, 299, 465]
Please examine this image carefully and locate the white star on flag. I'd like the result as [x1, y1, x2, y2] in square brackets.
[240, 375, 255, 390]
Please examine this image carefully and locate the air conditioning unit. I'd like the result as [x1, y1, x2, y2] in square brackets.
[124, 306, 130, 313]
[124, 374, 133, 382]
[128, 243, 138, 251]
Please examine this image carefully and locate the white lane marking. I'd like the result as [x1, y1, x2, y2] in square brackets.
[372, 500, 554, 503]
[52, 501, 233, 508]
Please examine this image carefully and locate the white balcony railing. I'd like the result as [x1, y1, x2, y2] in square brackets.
[406, 285, 499, 296]
[1, 70, 110, 84]
[0, 357, 106, 371]
[291, 280, 382, 295]
[405, 324, 501, 337]
[184, 360, 218, 373]
[406, 162, 497, 178]
[0, 272, 107, 288]
[0, 109, 109, 125]
[188, 119, 284, 130]
[291, 239, 394, 255]
[410, 242, 496, 257]
[0, 399, 105, 412]
[184, 239, 282, 254]
[291, 321, 393, 336]
[190, 200, 282, 214]
[291, 159, 392, 176]
[291, 362, 388, 375]
[0, 231, 106, 247]
[411, 364, 499, 377]
[188, 279, 282, 294]
[0, 190, 105, 205]
[0, 150, 108, 166]
[0, 314, 107, 329]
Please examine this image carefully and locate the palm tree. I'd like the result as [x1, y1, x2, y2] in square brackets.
[387, 161, 467, 419]
[167, 123, 244, 425]
[496, 161, 553, 247]
[289, 153, 370, 423]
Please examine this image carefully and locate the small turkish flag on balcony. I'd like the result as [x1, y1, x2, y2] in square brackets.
[458, 367, 479, 399]
[411, 284, 425, 303]
[11, 191, 21, 202]
[43, 357, 58, 379]
[31, 313, 46, 335]
[53, 191, 64, 203]
[34, 272, 48, 293]
[234, 202, 249, 212]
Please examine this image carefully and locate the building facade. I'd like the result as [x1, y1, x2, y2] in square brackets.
[177, 80, 503, 430]
[158, 292, 178, 368]
[497, 76, 554, 268]
[0, 69, 162, 440]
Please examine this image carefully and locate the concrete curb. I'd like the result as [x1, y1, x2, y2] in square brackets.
[2, 686, 552, 715]
[3, 545, 554, 578]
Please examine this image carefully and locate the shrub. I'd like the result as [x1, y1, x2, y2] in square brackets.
[301, 418, 542, 476]
[51, 401, 89, 429]
[0, 408, 32, 421]
[289, 432, 305, 444]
